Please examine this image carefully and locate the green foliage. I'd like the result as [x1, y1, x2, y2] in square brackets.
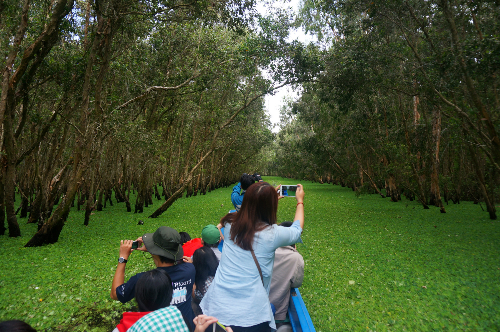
[1, 177, 499, 331]
[278, 0, 500, 215]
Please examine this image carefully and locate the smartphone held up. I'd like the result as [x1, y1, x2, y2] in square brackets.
[278, 185, 298, 197]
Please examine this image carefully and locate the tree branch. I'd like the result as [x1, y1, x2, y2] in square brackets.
[116, 73, 200, 110]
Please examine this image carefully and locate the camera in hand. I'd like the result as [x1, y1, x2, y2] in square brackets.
[278, 185, 298, 197]
[132, 241, 139, 250]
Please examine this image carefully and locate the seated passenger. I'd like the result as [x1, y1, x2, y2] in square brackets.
[192, 247, 219, 306]
[269, 222, 305, 328]
[230, 173, 255, 211]
[182, 225, 222, 263]
[179, 232, 192, 244]
[182, 237, 203, 257]
[200, 182, 305, 332]
[114, 269, 189, 332]
[201, 224, 222, 261]
[110, 226, 195, 330]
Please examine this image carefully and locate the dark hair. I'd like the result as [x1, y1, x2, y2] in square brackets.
[158, 255, 176, 264]
[0, 320, 36, 332]
[240, 173, 255, 191]
[203, 241, 219, 248]
[179, 232, 191, 244]
[193, 247, 219, 293]
[221, 182, 278, 250]
[279, 221, 294, 227]
[135, 269, 173, 311]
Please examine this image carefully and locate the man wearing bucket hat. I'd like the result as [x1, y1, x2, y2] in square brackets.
[110, 226, 195, 329]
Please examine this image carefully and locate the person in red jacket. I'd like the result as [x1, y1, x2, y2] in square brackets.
[182, 237, 203, 257]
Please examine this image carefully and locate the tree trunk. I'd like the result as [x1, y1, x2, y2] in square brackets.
[45, 164, 70, 217]
[193, 173, 201, 196]
[3, 98, 21, 237]
[400, 94, 429, 209]
[154, 184, 161, 200]
[19, 191, 29, 218]
[161, 182, 167, 198]
[125, 184, 132, 211]
[84, 171, 96, 226]
[468, 145, 496, 219]
[149, 181, 188, 218]
[352, 146, 385, 198]
[114, 186, 123, 203]
[105, 188, 113, 206]
[96, 189, 104, 211]
[387, 176, 399, 202]
[77, 189, 82, 211]
[25, 154, 86, 246]
[186, 180, 193, 198]
[382, 156, 399, 202]
[28, 184, 43, 224]
[0, 167, 5, 235]
[208, 151, 215, 192]
[134, 186, 144, 213]
[147, 188, 153, 206]
[201, 175, 207, 195]
[429, 107, 446, 213]
[115, 184, 131, 212]
[363, 168, 385, 198]
[144, 189, 149, 208]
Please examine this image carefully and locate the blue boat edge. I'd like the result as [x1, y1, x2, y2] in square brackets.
[288, 288, 316, 332]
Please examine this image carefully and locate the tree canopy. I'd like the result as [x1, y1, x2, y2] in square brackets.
[1, 0, 499, 245]
[273, 0, 500, 219]
[0, 0, 313, 245]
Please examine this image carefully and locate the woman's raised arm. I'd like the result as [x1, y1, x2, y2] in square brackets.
[294, 184, 304, 229]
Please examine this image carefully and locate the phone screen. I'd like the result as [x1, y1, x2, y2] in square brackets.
[280, 185, 298, 197]
[132, 241, 139, 250]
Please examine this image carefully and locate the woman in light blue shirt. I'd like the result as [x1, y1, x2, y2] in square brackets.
[199, 182, 305, 332]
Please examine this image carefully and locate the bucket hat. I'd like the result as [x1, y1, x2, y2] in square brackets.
[143, 226, 184, 261]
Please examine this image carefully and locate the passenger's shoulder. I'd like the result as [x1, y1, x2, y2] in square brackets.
[127, 271, 144, 282]
[179, 261, 196, 274]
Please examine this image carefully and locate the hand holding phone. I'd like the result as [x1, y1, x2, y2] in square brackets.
[192, 315, 220, 332]
[295, 184, 304, 203]
[119, 240, 134, 259]
[132, 237, 148, 252]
